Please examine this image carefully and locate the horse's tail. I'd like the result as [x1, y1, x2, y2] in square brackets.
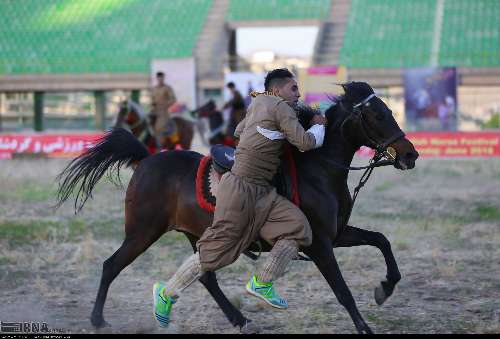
[55, 127, 150, 212]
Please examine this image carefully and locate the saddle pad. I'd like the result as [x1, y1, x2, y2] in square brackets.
[195, 146, 300, 213]
[195, 156, 217, 213]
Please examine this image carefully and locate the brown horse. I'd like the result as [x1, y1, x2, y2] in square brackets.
[119, 99, 196, 151]
[56, 82, 419, 334]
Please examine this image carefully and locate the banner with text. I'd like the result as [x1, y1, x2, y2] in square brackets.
[357, 131, 500, 158]
[1, 132, 499, 159]
[0, 133, 102, 159]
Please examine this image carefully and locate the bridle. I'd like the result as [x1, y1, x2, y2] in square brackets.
[351, 93, 405, 157]
[328, 93, 407, 207]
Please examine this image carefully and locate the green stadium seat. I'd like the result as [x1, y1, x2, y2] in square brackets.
[0, 0, 212, 74]
[227, 0, 331, 21]
[439, 0, 500, 67]
[339, 0, 499, 68]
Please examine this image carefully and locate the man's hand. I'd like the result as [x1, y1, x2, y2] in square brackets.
[310, 114, 327, 126]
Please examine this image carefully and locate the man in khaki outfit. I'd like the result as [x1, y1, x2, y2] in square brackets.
[153, 69, 327, 331]
[150, 72, 177, 148]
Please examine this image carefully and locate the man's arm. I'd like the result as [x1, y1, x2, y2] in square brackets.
[275, 102, 325, 152]
[223, 99, 232, 110]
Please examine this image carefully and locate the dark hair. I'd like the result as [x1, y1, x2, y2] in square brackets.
[156, 72, 165, 77]
[264, 68, 294, 91]
[226, 82, 235, 89]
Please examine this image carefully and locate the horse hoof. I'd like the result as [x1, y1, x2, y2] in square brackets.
[374, 285, 389, 306]
[240, 320, 260, 334]
[90, 316, 110, 329]
[361, 326, 374, 334]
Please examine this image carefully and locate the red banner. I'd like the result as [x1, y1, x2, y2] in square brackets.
[407, 131, 500, 157]
[357, 131, 500, 158]
[1, 131, 499, 159]
[0, 133, 102, 159]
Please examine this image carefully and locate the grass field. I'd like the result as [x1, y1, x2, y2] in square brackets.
[0, 155, 499, 334]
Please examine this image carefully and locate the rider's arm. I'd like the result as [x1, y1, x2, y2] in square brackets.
[275, 101, 324, 151]
[223, 98, 232, 110]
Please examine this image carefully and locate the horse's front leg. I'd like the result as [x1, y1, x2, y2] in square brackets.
[303, 237, 373, 334]
[334, 225, 401, 305]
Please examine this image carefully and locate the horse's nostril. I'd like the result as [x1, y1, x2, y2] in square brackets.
[406, 152, 418, 160]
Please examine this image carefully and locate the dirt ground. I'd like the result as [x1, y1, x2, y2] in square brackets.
[0, 151, 499, 334]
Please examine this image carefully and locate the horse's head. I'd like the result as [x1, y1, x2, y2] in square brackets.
[114, 100, 149, 135]
[331, 82, 419, 170]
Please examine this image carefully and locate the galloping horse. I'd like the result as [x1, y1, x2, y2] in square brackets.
[116, 99, 196, 152]
[56, 82, 419, 334]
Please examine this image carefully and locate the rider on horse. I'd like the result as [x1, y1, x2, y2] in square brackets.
[150, 71, 178, 149]
[153, 68, 327, 328]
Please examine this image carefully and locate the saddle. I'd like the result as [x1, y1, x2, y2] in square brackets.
[195, 144, 303, 260]
[196, 144, 299, 213]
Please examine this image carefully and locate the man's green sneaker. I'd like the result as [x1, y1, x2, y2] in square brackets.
[245, 275, 288, 309]
[153, 282, 176, 327]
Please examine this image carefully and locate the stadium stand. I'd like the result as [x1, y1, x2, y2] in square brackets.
[440, 0, 500, 67]
[339, 0, 436, 68]
[0, 0, 212, 74]
[339, 0, 500, 68]
[227, 0, 331, 21]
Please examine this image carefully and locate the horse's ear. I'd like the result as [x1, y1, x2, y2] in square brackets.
[340, 83, 349, 94]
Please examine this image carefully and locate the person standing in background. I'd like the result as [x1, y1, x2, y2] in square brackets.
[223, 82, 246, 145]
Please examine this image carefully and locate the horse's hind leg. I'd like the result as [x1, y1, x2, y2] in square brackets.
[334, 225, 401, 306]
[183, 233, 258, 333]
[91, 231, 163, 328]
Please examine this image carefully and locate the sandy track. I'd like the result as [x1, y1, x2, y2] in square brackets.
[0, 156, 499, 334]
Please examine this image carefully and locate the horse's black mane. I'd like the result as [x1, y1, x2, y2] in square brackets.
[295, 102, 322, 128]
